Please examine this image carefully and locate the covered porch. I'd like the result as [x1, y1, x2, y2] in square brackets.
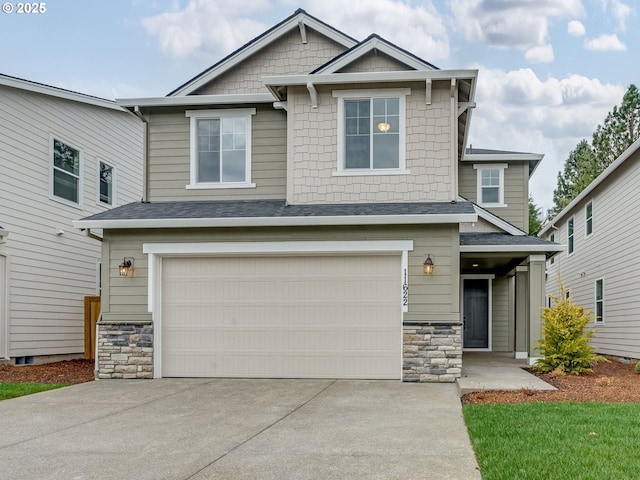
[459, 233, 562, 364]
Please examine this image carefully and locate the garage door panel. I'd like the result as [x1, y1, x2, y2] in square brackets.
[162, 255, 401, 379]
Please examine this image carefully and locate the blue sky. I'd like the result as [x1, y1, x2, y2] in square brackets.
[1, 0, 637, 213]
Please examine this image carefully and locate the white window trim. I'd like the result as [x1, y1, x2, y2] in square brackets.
[595, 277, 604, 324]
[185, 108, 257, 189]
[585, 200, 593, 238]
[49, 134, 83, 209]
[333, 88, 410, 175]
[473, 163, 507, 207]
[97, 159, 116, 207]
[567, 216, 575, 256]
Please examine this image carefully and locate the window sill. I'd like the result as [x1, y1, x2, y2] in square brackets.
[332, 169, 410, 177]
[478, 203, 508, 208]
[186, 182, 257, 190]
[50, 194, 83, 210]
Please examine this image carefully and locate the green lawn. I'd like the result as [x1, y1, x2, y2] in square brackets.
[0, 382, 67, 400]
[464, 402, 640, 480]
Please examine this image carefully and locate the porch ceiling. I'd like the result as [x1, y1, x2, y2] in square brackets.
[460, 253, 527, 276]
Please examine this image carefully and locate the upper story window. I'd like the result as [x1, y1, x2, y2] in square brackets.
[568, 216, 575, 254]
[99, 161, 115, 206]
[51, 136, 82, 207]
[549, 232, 555, 265]
[473, 164, 507, 207]
[186, 108, 256, 189]
[333, 89, 410, 176]
[585, 201, 593, 236]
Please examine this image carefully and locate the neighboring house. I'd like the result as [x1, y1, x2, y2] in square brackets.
[74, 10, 560, 381]
[542, 137, 640, 360]
[0, 74, 143, 364]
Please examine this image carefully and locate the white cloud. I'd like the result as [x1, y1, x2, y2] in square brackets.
[468, 65, 625, 211]
[600, 0, 633, 31]
[449, 0, 583, 48]
[585, 34, 627, 51]
[142, 0, 450, 63]
[525, 44, 554, 63]
[567, 20, 585, 36]
[142, 0, 270, 58]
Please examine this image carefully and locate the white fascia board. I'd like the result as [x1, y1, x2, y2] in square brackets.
[540, 137, 640, 236]
[169, 13, 357, 97]
[73, 212, 477, 230]
[460, 244, 565, 253]
[264, 69, 478, 98]
[315, 38, 435, 74]
[463, 153, 544, 162]
[474, 205, 526, 236]
[144, 240, 414, 256]
[117, 94, 275, 108]
[0, 74, 123, 111]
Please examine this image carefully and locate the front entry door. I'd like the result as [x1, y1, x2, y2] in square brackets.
[463, 279, 489, 349]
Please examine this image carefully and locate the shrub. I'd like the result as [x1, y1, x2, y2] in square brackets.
[635, 361, 640, 374]
[534, 285, 607, 374]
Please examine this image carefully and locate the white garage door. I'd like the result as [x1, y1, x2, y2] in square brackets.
[161, 255, 401, 379]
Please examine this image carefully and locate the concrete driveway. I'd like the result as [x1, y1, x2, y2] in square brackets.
[0, 379, 480, 480]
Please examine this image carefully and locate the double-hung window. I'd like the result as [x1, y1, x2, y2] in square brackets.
[549, 233, 555, 265]
[51, 136, 82, 206]
[186, 109, 256, 188]
[595, 278, 604, 323]
[568, 217, 575, 254]
[474, 164, 507, 207]
[585, 201, 593, 236]
[334, 89, 409, 175]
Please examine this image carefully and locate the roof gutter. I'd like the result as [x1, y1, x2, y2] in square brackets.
[73, 212, 478, 230]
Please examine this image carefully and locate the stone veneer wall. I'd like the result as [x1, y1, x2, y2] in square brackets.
[403, 322, 462, 382]
[97, 321, 153, 379]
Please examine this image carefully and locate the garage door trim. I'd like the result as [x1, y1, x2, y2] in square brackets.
[144, 240, 414, 378]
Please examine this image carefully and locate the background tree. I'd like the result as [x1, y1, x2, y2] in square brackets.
[592, 84, 640, 170]
[528, 195, 543, 236]
[550, 84, 640, 218]
[549, 140, 597, 217]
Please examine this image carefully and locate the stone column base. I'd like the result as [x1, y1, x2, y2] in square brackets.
[403, 322, 462, 382]
[97, 321, 153, 379]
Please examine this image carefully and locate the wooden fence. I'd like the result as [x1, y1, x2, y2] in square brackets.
[84, 296, 101, 359]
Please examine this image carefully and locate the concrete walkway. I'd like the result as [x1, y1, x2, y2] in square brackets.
[0, 379, 481, 480]
[457, 352, 557, 395]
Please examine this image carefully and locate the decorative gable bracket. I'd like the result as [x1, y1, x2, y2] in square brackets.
[307, 82, 318, 109]
[458, 102, 476, 118]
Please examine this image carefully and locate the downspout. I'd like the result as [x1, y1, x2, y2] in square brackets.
[84, 229, 103, 243]
[134, 106, 150, 202]
[450, 78, 458, 201]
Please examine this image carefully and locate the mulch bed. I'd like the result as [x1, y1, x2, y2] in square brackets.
[463, 357, 640, 404]
[0, 359, 95, 385]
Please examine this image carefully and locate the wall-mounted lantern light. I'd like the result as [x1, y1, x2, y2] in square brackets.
[423, 254, 434, 275]
[119, 257, 133, 277]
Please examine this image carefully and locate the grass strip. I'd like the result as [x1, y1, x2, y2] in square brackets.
[0, 382, 68, 400]
[464, 402, 640, 480]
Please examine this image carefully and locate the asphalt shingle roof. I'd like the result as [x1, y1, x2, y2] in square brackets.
[460, 233, 558, 247]
[80, 199, 475, 222]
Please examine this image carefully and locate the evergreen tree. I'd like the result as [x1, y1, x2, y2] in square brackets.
[592, 84, 640, 170]
[528, 195, 543, 236]
[549, 140, 597, 217]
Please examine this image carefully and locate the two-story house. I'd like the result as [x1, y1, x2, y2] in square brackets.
[74, 10, 561, 381]
[542, 137, 640, 360]
[0, 74, 143, 364]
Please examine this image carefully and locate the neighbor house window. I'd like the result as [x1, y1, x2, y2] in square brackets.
[568, 217, 575, 254]
[586, 201, 593, 236]
[186, 109, 256, 188]
[99, 161, 114, 206]
[550, 232, 555, 265]
[595, 278, 604, 323]
[334, 89, 409, 175]
[474, 164, 507, 206]
[51, 136, 82, 206]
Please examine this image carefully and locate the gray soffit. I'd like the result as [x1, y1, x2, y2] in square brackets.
[74, 199, 477, 229]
